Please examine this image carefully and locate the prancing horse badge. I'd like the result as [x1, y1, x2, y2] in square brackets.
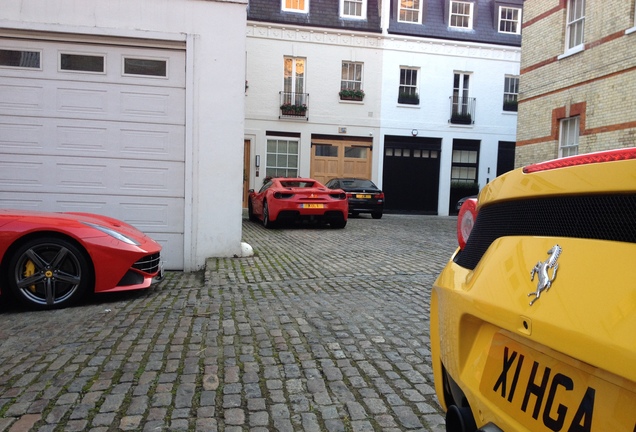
[528, 245, 562, 306]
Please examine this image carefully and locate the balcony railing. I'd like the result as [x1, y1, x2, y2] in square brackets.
[449, 96, 476, 125]
[279, 91, 309, 120]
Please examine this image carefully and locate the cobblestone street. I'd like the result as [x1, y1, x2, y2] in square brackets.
[0, 213, 457, 431]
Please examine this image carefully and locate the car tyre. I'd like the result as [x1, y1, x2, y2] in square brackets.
[7, 236, 92, 310]
[371, 211, 383, 219]
[330, 215, 347, 229]
[247, 199, 258, 222]
[262, 201, 275, 229]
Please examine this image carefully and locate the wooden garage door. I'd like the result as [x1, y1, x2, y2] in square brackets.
[310, 137, 372, 185]
[0, 36, 186, 269]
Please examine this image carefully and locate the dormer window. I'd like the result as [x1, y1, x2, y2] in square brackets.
[449, 1, 473, 29]
[398, 0, 422, 24]
[498, 6, 521, 34]
[341, 0, 366, 19]
[282, 0, 308, 13]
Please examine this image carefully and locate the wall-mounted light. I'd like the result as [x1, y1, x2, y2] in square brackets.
[411, 129, 418, 136]
[255, 155, 260, 167]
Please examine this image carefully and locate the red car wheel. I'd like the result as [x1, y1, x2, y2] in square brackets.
[7, 236, 92, 310]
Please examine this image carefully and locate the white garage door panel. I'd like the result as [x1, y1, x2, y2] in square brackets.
[0, 77, 185, 125]
[0, 117, 185, 161]
[0, 36, 187, 270]
[0, 39, 186, 87]
[0, 154, 184, 197]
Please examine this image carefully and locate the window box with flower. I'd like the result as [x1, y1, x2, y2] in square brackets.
[339, 89, 365, 101]
[280, 103, 308, 116]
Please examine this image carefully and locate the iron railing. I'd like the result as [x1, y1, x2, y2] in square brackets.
[449, 96, 476, 124]
[279, 91, 309, 120]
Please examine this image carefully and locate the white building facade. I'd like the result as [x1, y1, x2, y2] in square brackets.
[0, 0, 248, 271]
[245, 0, 522, 215]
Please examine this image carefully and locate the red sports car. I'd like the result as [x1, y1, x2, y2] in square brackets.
[0, 209, 163, 310]
[248, 177, 348, 228]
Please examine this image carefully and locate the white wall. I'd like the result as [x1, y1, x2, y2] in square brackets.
[245, 24, 385, 187]
[1, 0, 248, 270]
[379, 38, 520, 215]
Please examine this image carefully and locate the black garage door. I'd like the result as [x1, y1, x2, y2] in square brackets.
[382, 136, 442, 214]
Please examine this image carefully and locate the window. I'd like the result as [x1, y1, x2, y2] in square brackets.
[341, 62, 363, 90]
[452, 72, 470, 113]
[283, 57, 306, 105]
[503, 76, 519, 112]
[498, 6, 521, 34]
[449, 1, 473, 29]
[282, 0, 308, 13]
[341, 0, 366, 19]
[398, 0, 421, 24]
[315, 144, 338, 157]
[123, 58, 167, 77]
[266, 138, 299, 178]
[60, 53, 104, 73]
[566, 0, 585, 51]
[0, 49, 41, 69]
[398, 67, 419, 104]
[559, 117, 579, 157]
[451, 149, 478, 183]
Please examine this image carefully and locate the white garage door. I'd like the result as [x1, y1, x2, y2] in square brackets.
[0, 36, 186, 270]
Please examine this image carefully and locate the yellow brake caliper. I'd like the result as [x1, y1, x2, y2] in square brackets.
[24, 260, 36, 292]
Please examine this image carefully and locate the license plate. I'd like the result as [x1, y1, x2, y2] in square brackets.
[355, 194, 372, 199]
[480, 333, 636, 431]
[302, 204, 324, 208]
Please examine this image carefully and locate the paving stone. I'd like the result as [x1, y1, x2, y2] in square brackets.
[0, 215, 455, 431]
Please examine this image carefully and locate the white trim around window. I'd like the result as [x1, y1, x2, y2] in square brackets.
[498, 6, 522, 35]
[340, 0, 366, 19]
[627, 3, 636, 34]
[398, 0, 422, 24]
[565, 0, 585, 51]
[449, 1, 474, 29]
[282, 0, 308, 13]
[559, 116, 580, 158]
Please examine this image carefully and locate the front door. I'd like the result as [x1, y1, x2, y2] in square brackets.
[243, 139, 250, 208]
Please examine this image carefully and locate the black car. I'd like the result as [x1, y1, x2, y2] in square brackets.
[325, 178, 384, 219]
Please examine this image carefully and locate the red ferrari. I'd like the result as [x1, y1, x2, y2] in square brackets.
[0, 209, 163, 310]
[248, 177, 348, 228]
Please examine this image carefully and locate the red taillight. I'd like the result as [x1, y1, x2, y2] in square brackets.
[457, 198, 478, 250]
[523, 147, 636, 173]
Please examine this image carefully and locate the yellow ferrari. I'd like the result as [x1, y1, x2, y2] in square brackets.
[430, 148, 636, 432]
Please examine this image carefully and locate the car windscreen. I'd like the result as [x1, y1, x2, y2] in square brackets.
[342, 179, 376, 188]
[280, 181, 316, 188]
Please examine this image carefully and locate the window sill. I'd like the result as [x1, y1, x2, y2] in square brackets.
[558, 45, 584, 60]
[626, 26, 636, 35]
[339, 99, 364, 104]
[396, 103, 420, 108]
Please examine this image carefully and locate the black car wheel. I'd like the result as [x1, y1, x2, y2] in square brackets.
[371, 211, 383, 219]
[330, 214, 347, 229]
[262, 201, 275, 229]
[248, 199, 258, 222]
[7, 236, 92, 310]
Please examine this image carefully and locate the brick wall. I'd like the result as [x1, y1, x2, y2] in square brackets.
[516, 0, 636, 167]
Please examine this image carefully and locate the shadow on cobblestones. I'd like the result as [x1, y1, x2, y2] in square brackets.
[0, 213, 456, 431]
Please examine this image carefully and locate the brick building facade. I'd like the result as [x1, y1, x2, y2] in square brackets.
[516, 0, 636, 167]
